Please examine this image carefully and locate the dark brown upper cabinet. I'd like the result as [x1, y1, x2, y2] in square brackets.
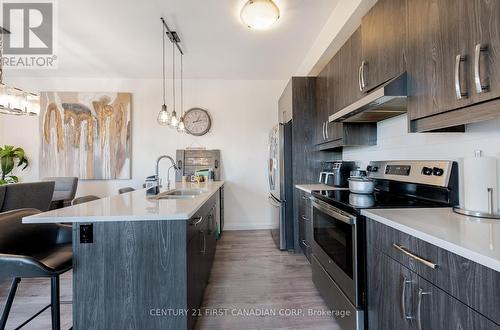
[315, 29, 377, 150]
[464, 0, 500, 105]
[360, 0, 407, 92]
[408, 0, 500, 131]
[315, 63, 330, 145]
[332, 27, 364, 113]
[407, 0, 471, 122]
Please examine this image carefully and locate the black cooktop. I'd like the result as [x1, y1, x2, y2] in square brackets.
[312, 189, 451, 215]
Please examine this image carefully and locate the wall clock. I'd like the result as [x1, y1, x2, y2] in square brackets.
[184, 108, 212, 136]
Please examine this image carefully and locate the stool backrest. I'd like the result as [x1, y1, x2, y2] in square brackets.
[1, 182, 55, 212]
[72, 195, 100, 205]
[0, 208, 61, 255]
[42, 177, 78, 202]
[0, 185, 5, 211]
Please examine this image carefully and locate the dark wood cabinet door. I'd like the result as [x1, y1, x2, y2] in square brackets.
[465, 0, 500, 104]
[367, 249, 416, 330]
[407, 0, 472, 121]
[333, 27, 363, 113]
[315, 66, 329, 144]
[187, 231, 202, 330]
[416, 275, 500, 330]
[361, 0, 407, 92]
[298, 191, 312, 261]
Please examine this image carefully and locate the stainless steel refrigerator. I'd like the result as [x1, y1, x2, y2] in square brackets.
[268, 122, 293, 250]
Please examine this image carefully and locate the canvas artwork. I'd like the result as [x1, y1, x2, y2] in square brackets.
[40, 92, 131, 180]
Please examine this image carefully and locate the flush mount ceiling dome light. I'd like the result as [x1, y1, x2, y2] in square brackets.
[240, 0, 280, 30]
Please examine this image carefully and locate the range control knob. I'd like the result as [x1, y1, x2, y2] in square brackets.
[421, 167, 433, 176]
[367, 166, 378, 172]
[433, 167, 444, 176]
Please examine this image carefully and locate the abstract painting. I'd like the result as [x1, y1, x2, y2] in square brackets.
[40, 92, 131, 180]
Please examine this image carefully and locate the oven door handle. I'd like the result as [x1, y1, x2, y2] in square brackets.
[311, 198, 356, 225]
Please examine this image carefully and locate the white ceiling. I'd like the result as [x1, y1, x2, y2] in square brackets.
[6, 0, 339, 80]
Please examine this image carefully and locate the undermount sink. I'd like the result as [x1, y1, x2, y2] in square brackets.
[152, 189, 204, 200]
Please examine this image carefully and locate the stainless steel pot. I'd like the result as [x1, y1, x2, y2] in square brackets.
[349, 193, 375, 207]
[348, 177, 375, 194]
[350, 170, 367, 178]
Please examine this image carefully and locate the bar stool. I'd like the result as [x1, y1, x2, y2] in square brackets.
[0, 208, 72, 330]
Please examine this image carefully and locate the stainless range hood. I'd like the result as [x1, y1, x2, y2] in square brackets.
[329, 73, 408, 123]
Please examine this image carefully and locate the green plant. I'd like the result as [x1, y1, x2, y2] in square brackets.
[0, 145, 28, 184]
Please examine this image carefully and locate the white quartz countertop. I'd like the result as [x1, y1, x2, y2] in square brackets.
[23, 181, 224, 224]
[361, 208, 500, 272]
[295, 184, 349, 193]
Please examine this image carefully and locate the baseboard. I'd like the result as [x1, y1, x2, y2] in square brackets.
[223, 223, 274, 231]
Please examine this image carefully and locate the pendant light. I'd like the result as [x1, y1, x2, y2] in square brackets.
[177, 53, 185, 132]
[0, 26, 40, 116]
[157, 22, 171, 125]
[169, 39, 179, 128]
[240, 0, 280, 30]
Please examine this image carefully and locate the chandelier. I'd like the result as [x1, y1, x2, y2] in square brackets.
[0, 26, 40, 116]
[157, 18, 186, 133]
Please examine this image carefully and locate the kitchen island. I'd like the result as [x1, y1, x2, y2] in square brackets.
[23, 181, 224, 330]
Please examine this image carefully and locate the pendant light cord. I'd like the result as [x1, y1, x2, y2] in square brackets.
[180, 53, 183, 116]
[162, 23, 166, 105]
[172, 40, 176, 112]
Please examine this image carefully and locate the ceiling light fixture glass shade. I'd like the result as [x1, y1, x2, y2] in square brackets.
[170, 110, 179, 128]
[157, 104, 171, 125]
[0, 28, 40, 116]
[0, 84, 40, 116]
[177, 117, 185, 132]
[240, 0, 280, 30]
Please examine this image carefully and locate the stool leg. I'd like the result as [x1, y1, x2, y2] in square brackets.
[50, 276, 60, 330]
[0, 277, 21, 330]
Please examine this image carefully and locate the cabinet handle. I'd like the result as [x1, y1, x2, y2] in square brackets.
[392, 244, 437, 269]
[401, 277, 414, 320]
[301, 240, 311, 248]
[417, 288, 432, 330]
[191, 216, 203, 226]
[455, 54, 467, 99]
[200, 230, 206, 254]
[300, 215, 310, 221]
[474, 44, 489, 94]
[358, 63, 363, 92]
[360, 61, 367, 90]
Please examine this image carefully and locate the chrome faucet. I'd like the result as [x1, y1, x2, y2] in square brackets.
[149, 155, 180, 194]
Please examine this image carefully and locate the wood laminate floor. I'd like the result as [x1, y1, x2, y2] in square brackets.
[0, 230, 340, 330]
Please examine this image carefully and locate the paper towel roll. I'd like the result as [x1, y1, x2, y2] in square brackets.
[463, 154, 498, 213]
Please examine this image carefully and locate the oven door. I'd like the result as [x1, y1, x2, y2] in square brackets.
[311, 197, 358, 304]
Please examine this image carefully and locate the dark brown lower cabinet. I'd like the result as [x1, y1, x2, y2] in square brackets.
[297, 189, 312, 261]
[187, 203, 217, 330]
[367, 248, 414, 330]
[367, 219, 500, 330]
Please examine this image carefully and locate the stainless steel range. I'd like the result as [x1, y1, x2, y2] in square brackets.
[310, 160, 459, 330]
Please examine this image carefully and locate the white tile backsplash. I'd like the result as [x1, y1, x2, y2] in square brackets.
[343, 114, 500, 208]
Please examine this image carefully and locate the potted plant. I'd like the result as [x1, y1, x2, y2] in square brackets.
[0, 145, 29, 184]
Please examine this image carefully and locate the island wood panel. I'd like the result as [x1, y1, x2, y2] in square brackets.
[72, 220, 187, 330]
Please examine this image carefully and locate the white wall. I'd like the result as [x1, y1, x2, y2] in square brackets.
[0, 78, 285, 230]
[295, 0, 377, 76]
[343, 114, 500, 206]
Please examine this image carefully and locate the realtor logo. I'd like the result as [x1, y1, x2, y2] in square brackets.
[1, 0, 57, 68]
